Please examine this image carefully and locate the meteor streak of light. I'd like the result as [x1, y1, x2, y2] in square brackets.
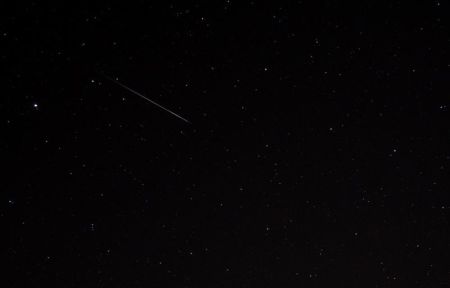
[100, 73, 192, 124]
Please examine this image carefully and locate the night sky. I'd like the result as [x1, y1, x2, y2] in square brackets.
[3, 1, 450, 287]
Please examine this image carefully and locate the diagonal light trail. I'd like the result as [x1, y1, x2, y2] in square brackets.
[101, 73, 191, 124]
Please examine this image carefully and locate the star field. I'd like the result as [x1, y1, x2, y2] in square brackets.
[3, 1, 450, 287]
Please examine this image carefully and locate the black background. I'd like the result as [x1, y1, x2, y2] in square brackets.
[3, 1, 450, 287]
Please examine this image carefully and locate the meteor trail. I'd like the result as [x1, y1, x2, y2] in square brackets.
[100, 73, 191, 124]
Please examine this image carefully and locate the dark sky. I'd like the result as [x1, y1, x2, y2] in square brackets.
[3, 1, 450, 287]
